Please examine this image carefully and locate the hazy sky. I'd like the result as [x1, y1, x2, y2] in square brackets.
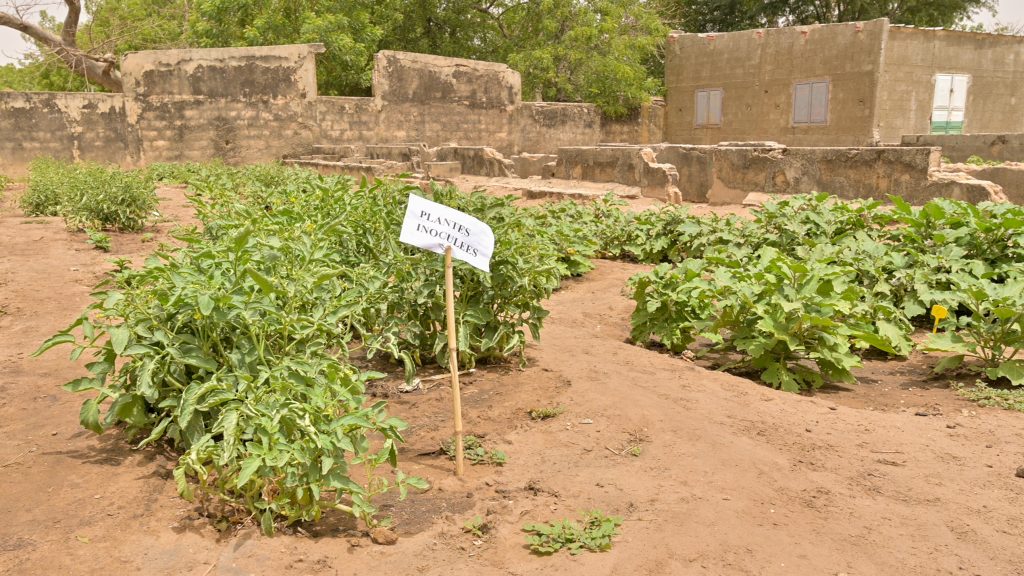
[1, 0, 1023, 66]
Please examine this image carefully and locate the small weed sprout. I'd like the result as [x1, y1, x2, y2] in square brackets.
[462, 515, 491, 538]
[523, 510, 622, 555]
[442, 435, 506, 466]
[86, 230, 112, 252]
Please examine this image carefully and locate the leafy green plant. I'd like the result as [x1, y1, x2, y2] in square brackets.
[965, 155, 1002, 167]
[38, 165, 612, 535]
[924, 280, 1024, 384]
[523, 511, 622, 555]
[0, 173, 11, 189]
[21, 158, 157, 232]
[630, 249, 909, 391]
[463, 515, 491, 537]
[442, 435, 506, 466]
[85, 229, 111, 252]
[955, 381, 1024, 412]
[528, 406, 565, 421]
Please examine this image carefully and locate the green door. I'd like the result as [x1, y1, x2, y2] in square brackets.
[930, 74, 969, 135]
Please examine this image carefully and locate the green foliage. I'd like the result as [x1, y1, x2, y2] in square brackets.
[442, 435, 507, 466]
[0, 63, 44, 91]
[523, 511, 622, 555]
[625, 192, 1024, 391]
[965, 155, 1003, 167]
[0, 173, 11, 188]
[37, 163, 603, 533]
[501, 0, 668, 117]
[955, 381, 1024, 412]
[86, 229, 112, 252]
[669, 0, 996, 33]
[21, 159, 157, 232]
[924, 280, 1024, 385]
[463, 515, 491, 537]
[188, 0, 388, 96]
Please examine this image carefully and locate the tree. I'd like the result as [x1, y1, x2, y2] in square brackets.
[189, 0, 393, 96]
[383, 0, 669, 117]
[0, 0, 121, 90]
[667, 0, 998, 33]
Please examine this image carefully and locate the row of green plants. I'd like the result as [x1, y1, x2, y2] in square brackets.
[34, 159, 1024, 538]
[619, 193, 1024, 391]
[20, 157, 157, 231]
[38, 161, 609, 535]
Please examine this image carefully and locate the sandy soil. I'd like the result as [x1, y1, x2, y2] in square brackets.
[2, 185, 1023, 576]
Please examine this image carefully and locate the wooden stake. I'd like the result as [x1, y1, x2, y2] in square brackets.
[444, 246, 465, 477]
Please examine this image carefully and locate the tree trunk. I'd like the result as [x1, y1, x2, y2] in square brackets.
[0, 1, 123, 92]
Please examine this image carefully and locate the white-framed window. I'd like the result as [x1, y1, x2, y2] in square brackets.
[695, 88, 723, 126]
[793, 80, 829, 125]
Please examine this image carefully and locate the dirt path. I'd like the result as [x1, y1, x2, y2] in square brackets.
[2, 186, 1023, 576]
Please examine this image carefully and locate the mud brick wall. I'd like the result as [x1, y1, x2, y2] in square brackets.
[599, 100, 666, 145]
[0, 93, 130, 176]
[551, 144, 1000, 204]
[901, 133, 1024, 163]
[121, 44, 322, 165]
[316, 97, 379, 144]
[0, 44, 664, 175]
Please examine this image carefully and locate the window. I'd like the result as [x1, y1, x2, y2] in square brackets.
[695, 88, 723, 126]
[793, 80, 829, 125]
[931, 74, 969, 135]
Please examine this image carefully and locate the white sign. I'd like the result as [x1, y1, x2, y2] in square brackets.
[399, 194, 495, 272]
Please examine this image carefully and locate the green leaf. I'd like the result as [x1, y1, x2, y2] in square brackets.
[988, 360, 1024, 385]
[261, 510, 275, 536]
[33, 333, 76, 356]
[236, 457, 262, 488]
[108, 325, 130, 355]
[197, 294, 215, 316]
[933, 355, 965, 374]
[245, 267, 279, 295]
[62, 377, 99, 393]
[79, 398, 104, 434]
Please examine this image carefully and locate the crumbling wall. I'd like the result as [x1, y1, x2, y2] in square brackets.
[599, 100, 665, 145]
[0, 45, 664, 175]
[121, 44, 323, 164]
[515, 102, 603, 154]
[550, 143, 1002, 204]
[939, 162, 1024, 203]
[901, 133, 1024, 163]
[0, 93, 129, 176]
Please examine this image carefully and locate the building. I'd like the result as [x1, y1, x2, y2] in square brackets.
[664, 19, 1024, 147]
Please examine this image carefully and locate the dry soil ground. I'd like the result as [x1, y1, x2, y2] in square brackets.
[2, 185, 1024, 576]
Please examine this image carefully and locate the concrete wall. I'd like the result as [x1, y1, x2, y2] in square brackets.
[940, 162, 1024, 203]
[877, 28, 1024, 144]
[901, 133, 1024, 163]
[121, 44, 322, 164]
[0, 93, 130, 176]
[599, 100, 666, 145]
[315, 51, 656, 155]
[547, 144, 1003, 204]
[664, 19, 887, 147]
[0, 45, 663, 176]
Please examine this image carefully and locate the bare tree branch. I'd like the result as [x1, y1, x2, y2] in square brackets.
[61, 0, 79, 46]
[0, 0, 122, 91]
